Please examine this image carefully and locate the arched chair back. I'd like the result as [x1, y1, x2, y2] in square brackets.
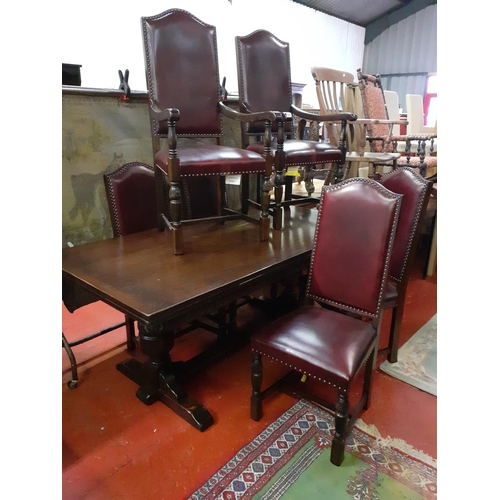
[104, 162, 157, 237]
[236, 30, 357, 228]
[306, 179, 401, 316]
[142, 9, 274, 255]
[236, 30, 293, 137]
[382, 167, 432, 284]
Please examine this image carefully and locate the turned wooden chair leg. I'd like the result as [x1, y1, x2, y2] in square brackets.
[363, 348, 377, 410]
[331, 391, 349, 466]
[241, 173, 250, 215]
[387, 305, 404, 363]
[155, 166, 166, 232]
[250, 353, 263, 421]
[284, 175, 293, 202]
[273, 173, 284, 231]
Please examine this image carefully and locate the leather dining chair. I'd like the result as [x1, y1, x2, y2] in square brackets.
[104, 161, 158, 238]
[249, 178, 402, 466]
[62, 161, 157, 388]
[235, 30, 357, 230]
[379, 166, 432, 363]
[141, 9, 286, 255]
[62, 160, 236, 388]
[102, 161, 160, 350]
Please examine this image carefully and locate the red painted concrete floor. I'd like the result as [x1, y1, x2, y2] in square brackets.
[62, 248, 437, 500]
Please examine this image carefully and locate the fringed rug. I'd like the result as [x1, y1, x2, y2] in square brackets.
[380, 314, 437, 396]
[188, 400, 437, 499]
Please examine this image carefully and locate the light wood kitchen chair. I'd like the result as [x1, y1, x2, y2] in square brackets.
[311, 66, 397, 181]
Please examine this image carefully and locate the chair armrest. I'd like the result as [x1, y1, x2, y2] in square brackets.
[149, 102, 180, 123]
[403, 133, 437, 140]
[356, 118, 407, 126]
[149, 102, 181, 155]
[290, 103, 357, 123]
[389, 134, 437, 145]
[219, 101, 290, 124]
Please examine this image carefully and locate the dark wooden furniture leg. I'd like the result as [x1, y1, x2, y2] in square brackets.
[331, 391, 348, 466]
[387, 305, 404, 363]
[116, 321, 214, 432]
[62, 332, 79, 389]
[125, 316, 136, 351]
[250, 353, 263, 421]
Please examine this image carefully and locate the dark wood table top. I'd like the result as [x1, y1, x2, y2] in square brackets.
[62, 207, 318, 328]
[62, 206, 319, 431]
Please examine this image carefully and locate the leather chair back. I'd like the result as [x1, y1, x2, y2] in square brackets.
[104, 162, 157, 237]
[142, 9, 222, 137]
[380, 167, 432, 283]
[307, 178, 401, 317]
[236, 30, 293, 135]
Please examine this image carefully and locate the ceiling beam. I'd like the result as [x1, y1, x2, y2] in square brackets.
[365, 0, 437, 44]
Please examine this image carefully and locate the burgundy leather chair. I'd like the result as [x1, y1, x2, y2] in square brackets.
[250, 178, 402, 466]
[104, 161, 158, 237]
[102, 162, 159, 352]
[379, 167, 432, 363]
[62, 162, 157, 389]
[142, 9, 285, 255]
[235, 30, 357, 230]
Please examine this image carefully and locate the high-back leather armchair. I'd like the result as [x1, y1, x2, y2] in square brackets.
[142, 10, 284, 254]
[236, 30, 357, 229]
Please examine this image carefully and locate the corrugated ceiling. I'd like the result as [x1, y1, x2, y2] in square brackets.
[291, 0, 415, 27]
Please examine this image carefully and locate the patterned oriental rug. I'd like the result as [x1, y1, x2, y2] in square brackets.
[188, 400, 437, 499]
[380, 314, 437, 396]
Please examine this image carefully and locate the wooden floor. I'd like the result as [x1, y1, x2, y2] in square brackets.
[61, 194, 438, 499]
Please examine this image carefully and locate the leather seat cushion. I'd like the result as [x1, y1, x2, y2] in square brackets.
[247, 139, 343, 166]
[251, 305, 377, 390]
[155, 144, 266, 176]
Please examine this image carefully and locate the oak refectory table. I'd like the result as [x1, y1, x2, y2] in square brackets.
[62, 208, 318, 431]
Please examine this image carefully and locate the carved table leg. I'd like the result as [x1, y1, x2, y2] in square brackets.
[116, 322, 214, 432]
